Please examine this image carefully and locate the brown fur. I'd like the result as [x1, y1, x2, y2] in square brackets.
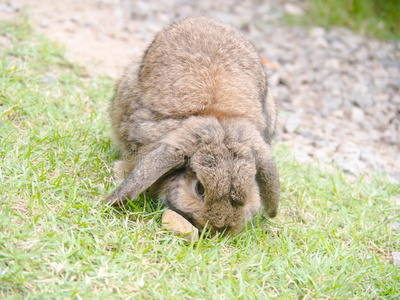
[106, 17, 280, 235]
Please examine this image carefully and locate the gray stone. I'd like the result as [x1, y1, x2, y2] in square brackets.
[284, 115, 301, 133]
[300, 129, 314, 140]
[391, 94, 400, 104]
[314, 149, 333, 164]
[43, 73, 58, 84]
[276, 85, 291, 103]
[209, 12, 242, 28]
[392, 252, 400, 268]
[389, 221, 399, 231]
[337, 142, 361, 160]
[325, 58, 341, 70]
[309, 27, 326, 39]
[330, 39, 347, 53]
[355, 47, 370, 62]
[268, 72, 280, 88]
[351, 106, 365, 123]
[283, 3, 304, 16]
[320, 94, 341, 117]
[40, 18, 49, 28]
[70, 15, 80, 24]
[336, 160, 366, 176]
[383, 126, 398, 144]
[351, 94, 374, 109]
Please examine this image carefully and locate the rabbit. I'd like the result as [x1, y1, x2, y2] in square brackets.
[106, 16, 280, 235]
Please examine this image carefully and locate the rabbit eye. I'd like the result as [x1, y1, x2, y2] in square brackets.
[195, 181, 205, 199]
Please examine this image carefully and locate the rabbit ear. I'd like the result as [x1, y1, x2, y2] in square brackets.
[253, 142, 280, 218]
[105, 117, 219, 206]
[105, 144, 187, 206]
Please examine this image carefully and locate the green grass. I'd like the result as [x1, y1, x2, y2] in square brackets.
[285, 0, 400, 41]
[1, 17, 400, 299]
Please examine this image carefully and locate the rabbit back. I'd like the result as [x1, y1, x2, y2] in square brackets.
[139, 17, 273, 133]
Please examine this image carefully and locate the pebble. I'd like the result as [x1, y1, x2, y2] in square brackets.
[284, 114, 301, 133]
[351, 107, 366, 123]
[309, 27, 326, 39]
[162, 209, 199, 242]
[40, 18, 50, 28]
[389, 221, 399, 231]
[392, 252, 400, 268]
[283, 3, 304, 16]
[276, 85, 291, 104]
[70, 15, 80, 24]
[43, 73, 58, 84]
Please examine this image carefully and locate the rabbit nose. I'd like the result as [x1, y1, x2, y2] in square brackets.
[212, 224, 230, 233]
[201, 225, 229, 236]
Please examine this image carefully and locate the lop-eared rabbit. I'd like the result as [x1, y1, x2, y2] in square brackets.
[106, 17, 280, 235]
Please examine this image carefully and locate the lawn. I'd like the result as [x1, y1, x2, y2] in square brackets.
[0, 17, 399, 299]
[285, 0, 400, 41]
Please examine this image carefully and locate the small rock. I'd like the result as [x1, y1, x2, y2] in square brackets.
[320, 93, 341, 117]
[392, 252, 400, 268]
[392, 173, 400, 183]
[268, 72, 280, 88]
[43, 73, 58, 84]
[383, 126, 398, 145]
[292, 148, 313, 164]
[315, 36, 329, 48]
[284, 3, 304, 16]
[330, 39, 347, 53]
[162, 209, 199, 242]
[355, 47, 369, 62]
[64, 21, 76, 33]
[284, 114, 301, 133]
[326, 58, 341, 70]
[112, 7, 124, 18]
[389, 221, 399, 230]
[351, 106, 365, 123]
[209, 12, 242, 28]
[276, 85, 291, 103]
[84, 21, 95, 27]
[336, 160, 366, 176]
[313, 138, 331, 148]
[338, 142, 361, 160]
[40, 18, 50, 28]
[369, 129, 382, 141]
[391, 94, 400, 104]
[70, 15, 80, 24]
[360, 147, 376, 163]
[352, 94, 374, 108]
[332, 110, 345, 119]
[309, 27, 326, 39]
[300, 129, 314, 140]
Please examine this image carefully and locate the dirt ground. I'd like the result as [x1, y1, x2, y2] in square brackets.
[1, 0, 150, 78]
